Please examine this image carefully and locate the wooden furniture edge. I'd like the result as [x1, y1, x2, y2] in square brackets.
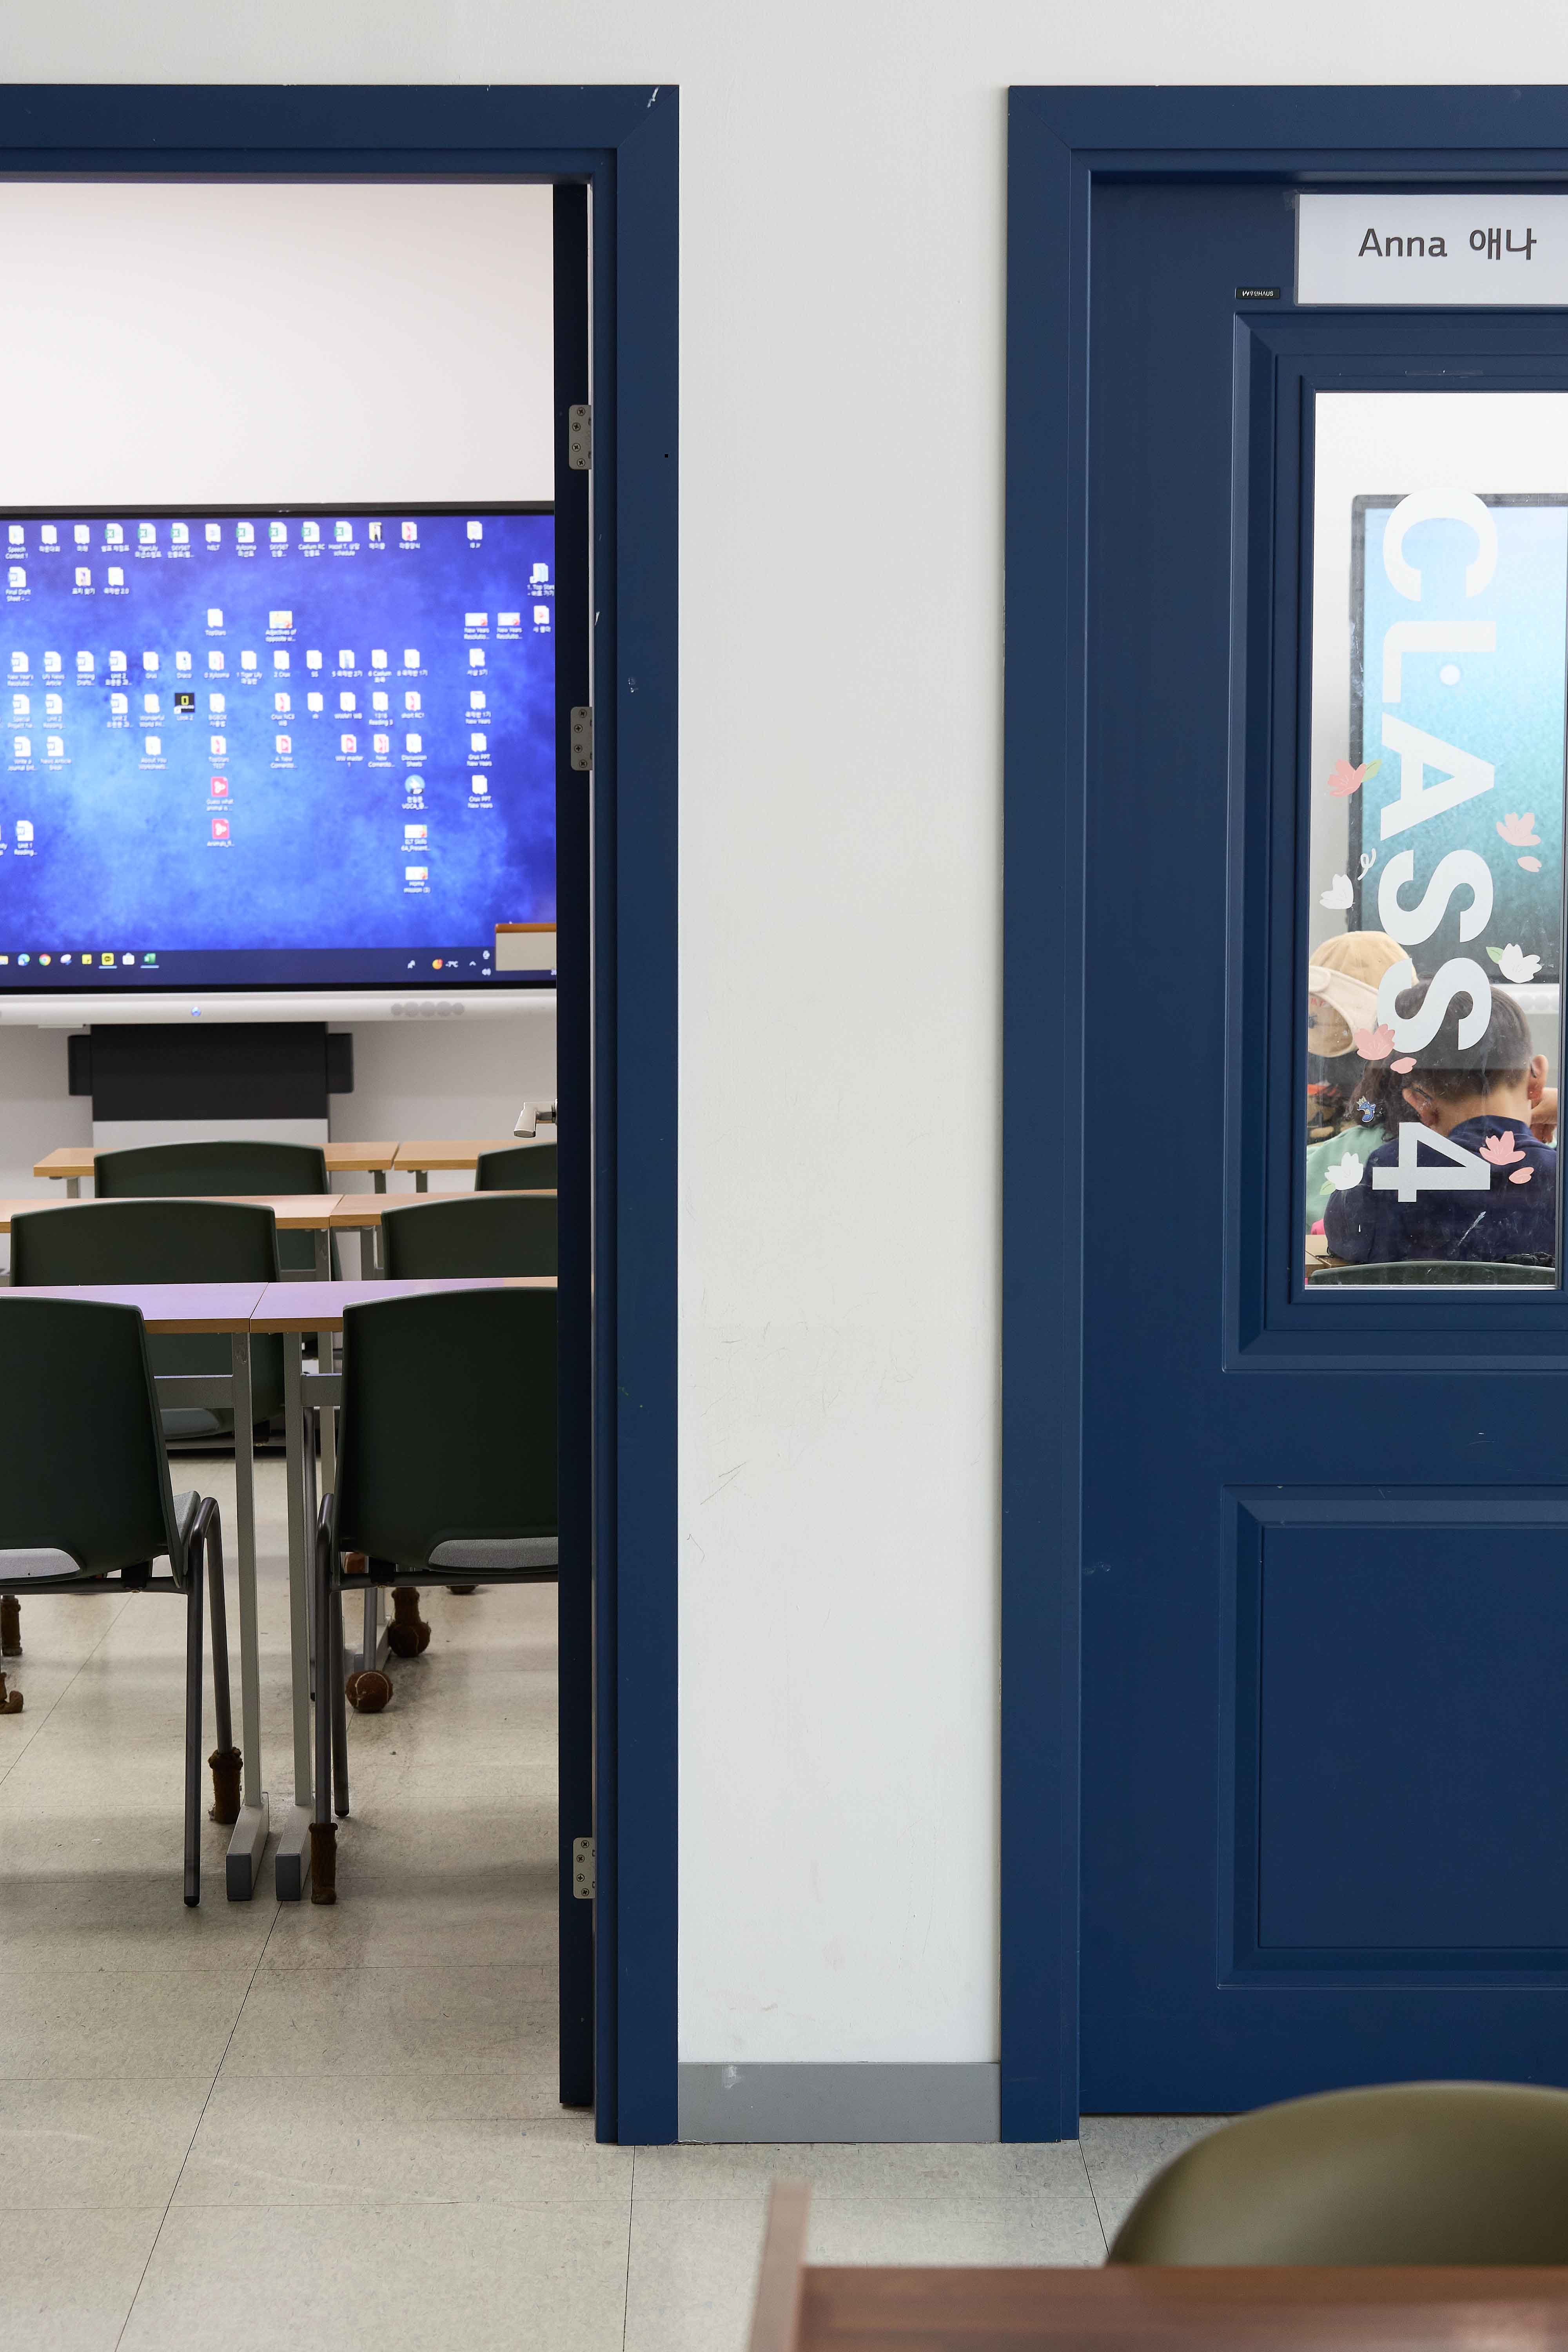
[749, 2181, 811, 2352]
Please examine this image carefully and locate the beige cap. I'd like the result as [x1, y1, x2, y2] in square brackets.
[1308, 930, 1410, 1057]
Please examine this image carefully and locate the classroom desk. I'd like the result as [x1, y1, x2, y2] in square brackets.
[33, 1144, 399, 1198]
[0, 1281, 271, 1902]
[4, 1194, 346, 1278]
[748, 2185, 1568, 2352]
[249, 1276, 557, 1901]
[391, 1140, 521, 1191]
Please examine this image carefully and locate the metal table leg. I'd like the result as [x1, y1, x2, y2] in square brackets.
[371, 1169, 386, 1274]
[274, 1334, 315, 1901]
[415, 1169, 429, 1193]
[65, 1175, 80, 1199]
[224, 1333, 269, 1899]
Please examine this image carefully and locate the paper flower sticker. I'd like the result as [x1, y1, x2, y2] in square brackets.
[1487, 942, 1543, 984]
[1521, 856, 1544, 873]
[1319, 872, 1354, 910]
[1327, 758, 1379, 799]
[1390, 1056, 1416, 1073]
[1480, 1131, 1526, 1167]
[1497, 812, 1541, 847]
[1326, 1152, 1365, 1191]
[1353, 1023, 1395, 1061]
[1510, 1167, 1536, 1184]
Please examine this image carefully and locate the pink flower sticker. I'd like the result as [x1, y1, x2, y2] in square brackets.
[1520, 855, 1543, 873]
[1497, 811, 1541, 847]
[1480, 1131, 1527, 1167]
[1390, 1056, 1415, 1073]
[1510, 1167, 1535, 1185]
[1327, 759, 1372, 799]
[1353, 1024, 1395, 1060]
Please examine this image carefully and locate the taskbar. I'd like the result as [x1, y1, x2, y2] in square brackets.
[0, 946, 552, 989]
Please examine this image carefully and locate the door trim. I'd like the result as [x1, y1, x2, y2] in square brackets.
[1003, 83, 1568, 2142]
[0, 83, 680, 2145]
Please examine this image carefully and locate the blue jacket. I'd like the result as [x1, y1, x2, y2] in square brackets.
[1324, 1115, 1557, 1267]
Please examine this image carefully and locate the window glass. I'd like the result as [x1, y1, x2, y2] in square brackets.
[1306, 394, 1566, 1290]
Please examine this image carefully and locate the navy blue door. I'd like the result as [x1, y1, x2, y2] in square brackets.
[1082, 179, 1568, 2109]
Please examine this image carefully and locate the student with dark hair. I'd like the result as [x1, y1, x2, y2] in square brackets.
[1324, 980, 1557, 1267]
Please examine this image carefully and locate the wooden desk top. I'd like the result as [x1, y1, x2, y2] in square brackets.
[251, 1275, 556, 1332]
[0, 1282, 267, 1334]
[34, 1143, 398, 1178]
[1, 1195, 344, 1232]
[790, 2264, 1568, 2347]
[749, 2185, 1568, 2351]
[391, 1139, 523, 1171]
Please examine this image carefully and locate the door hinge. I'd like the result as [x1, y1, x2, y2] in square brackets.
[568, 404, 591, 471]
[572, 1835, 596, 1899]
[570, 706, 593, 771]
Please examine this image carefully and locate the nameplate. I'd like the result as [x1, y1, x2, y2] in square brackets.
[1297, 194, 1568, 306]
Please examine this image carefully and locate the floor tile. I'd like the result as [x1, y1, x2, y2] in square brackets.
[634, 2136, 1096, 2212]
[2, 2205, 166, 2350]
[218, 1962, 558, 2094]
[624, 2196, 771, 2352]
[0, 1964, 250, 2080]
[0, 2076, 209, 2207]
[806, 2189, 1103, 2265]
[120, 2199, 631, 2352]
[1079, 2115, 1229, 2243]
[176, 2077, 628, 2208]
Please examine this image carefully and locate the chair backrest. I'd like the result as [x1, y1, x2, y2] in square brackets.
[90, 1139, 330, 1280]
[12, 1197, 281, 1287]
[1310, 1259, 1554, 1285]
[1108, 2082, 1568, 2264]
[333, 1287, 556, 1570]
[92, 1139, 329, 1198]
[0, 1296, 180, 1574]
[380, 1192, 557, 1279]
[11, 1198, 285, 1421]
[474, 1140, 557, 1192]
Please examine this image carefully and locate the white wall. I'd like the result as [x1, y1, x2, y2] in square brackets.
[15, 0, 1561, 2086]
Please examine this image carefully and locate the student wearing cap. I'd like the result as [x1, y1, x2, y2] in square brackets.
[1324, 980, 1557, 1268]
[1303, 930, 1416, 1232]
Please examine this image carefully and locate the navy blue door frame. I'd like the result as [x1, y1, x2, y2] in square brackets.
[1004, 85, 1568, 2143]
[0, 85, 679, 2145]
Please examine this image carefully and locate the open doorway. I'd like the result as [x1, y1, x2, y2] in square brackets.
[0, 87, 677, 2145]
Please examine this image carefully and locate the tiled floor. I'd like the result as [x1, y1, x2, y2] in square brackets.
[0, 1453, 1217, 2349]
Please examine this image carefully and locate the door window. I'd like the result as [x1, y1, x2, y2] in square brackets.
[1306, 394, 1567, 1287]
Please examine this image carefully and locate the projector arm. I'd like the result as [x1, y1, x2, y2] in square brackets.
[514, 1100, 559, 1138]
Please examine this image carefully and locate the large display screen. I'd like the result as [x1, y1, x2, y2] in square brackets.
[0, 505, 554, 991]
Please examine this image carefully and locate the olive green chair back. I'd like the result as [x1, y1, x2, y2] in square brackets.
[1310, 1260, 1553, 1285]
[474, 1141, 557, 1192]
[11, 1197, 285, 1427]
[1109, 2082, 1568, 2265]
[380, 1192, 557, 1279]
[0, 1294, 187, 1578]
[93, 1138, 334, 1278]
[332, 1286, 557, 1572]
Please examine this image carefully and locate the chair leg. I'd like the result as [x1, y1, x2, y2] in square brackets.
[0, 1592, 20, 1655]
[202, 1507, 241, 1826]
[0, 1668, 21, 1715]
[183, 1540, 205, 1907]
[329, 1588, 350, 1820]
[387, 1587, 430, 1655]
[309, 1504, 338, 1904]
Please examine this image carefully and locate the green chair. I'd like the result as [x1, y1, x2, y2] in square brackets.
[1108, 2082, 1568, 2264]
[0, 1294, 233, 1902]
[11, 1198, 285, 1441]
[474, 1140, 557, 1192]
[310, 1285, 558, 1900]
[1310, 1259, 1554, 1285]
[380, 1192, 557, 1279]
[93, 1138, 336, 1277]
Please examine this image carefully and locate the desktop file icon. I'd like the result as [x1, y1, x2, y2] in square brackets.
[211, 817, 229, 841]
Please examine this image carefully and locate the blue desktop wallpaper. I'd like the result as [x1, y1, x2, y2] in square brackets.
[0, 508, 554, 982]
